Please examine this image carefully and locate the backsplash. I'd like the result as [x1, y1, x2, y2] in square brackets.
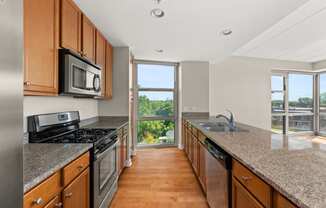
[23, 96, 99, 132]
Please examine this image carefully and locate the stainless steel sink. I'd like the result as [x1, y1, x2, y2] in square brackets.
[199, 122, 247, 132]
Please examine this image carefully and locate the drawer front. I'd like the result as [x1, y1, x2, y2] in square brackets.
[233, 159, 272, 208]
[273, 192, 297, 208]
[24, 172, 61, 208]
[123, 125, 128, 135]
[63, 152, 90, 186]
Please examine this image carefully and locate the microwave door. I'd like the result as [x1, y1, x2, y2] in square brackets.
[86, 71, 94, 90]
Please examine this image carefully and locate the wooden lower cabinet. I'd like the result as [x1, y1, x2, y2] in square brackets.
[24, 152, 90, 208]
[44, 195, 61, 208]
[63, 168, 89, 208]
[118, 125, 128, 176]
[232, 177, 264, 208]
[198, 141, 206, 192]
[273, 192, 297, 208]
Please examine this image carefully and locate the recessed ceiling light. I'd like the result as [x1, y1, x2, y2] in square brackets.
[151, 8, 165, 18]
[220, 29, 233, 36]
[155, 49, 164, 53]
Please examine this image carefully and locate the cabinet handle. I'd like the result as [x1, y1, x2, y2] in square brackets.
[65, 193, 73, 198]
[24, 81, 31, 86]
[55, 202, 63, 207]
[32, 197, 43, 205]
[77, 165, 84, 171]
[241, 176, 252, 182]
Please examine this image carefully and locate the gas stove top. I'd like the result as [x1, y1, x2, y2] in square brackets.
[48, 128, 117, 144]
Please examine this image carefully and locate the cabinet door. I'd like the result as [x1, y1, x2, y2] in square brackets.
[192, 137, 199, 175]
[120, 136, 127, 172]
[44, 195, 62, 208]
[82, 15, 96, 62]
[63, 168, 89, 208]
[95, 31, 106, 97]
[105, 42, 113, 99]
[199, 142, 206, 192]
[273, 192, 297, 208]
[24, 0, 59, 95]
[232, 177, 264, 208]
[60, 0, 81, 53]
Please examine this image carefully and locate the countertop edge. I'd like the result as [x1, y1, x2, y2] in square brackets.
[23, 145, 92, 193]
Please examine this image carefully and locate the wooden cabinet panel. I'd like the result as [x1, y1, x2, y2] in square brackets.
[24, 0, 59, 95]
[105, 41, 113, 99]
[232, 177, 264, 208]
[24, 172, 61, 208]
[273, 192, 297, 208]
[95, 31, 106, 97]
[198, 142, 206, 193]
[82, 15, 96, 62]
[60, 0, 81, 53]
[63, 168, 90, 208]
[44, 195, 62, 208]
[192, 136, 199, 175]
[233, 159, 272, 208]
[63, 152, 90, 187]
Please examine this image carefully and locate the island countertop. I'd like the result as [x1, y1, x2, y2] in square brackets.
[24, 143, 92, 193]
[185, 116, 326, 208]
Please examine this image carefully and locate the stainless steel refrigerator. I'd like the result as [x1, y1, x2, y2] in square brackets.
[0, 0, 23, 207]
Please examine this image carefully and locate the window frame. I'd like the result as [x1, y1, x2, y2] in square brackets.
[134, 60, 179, 147]
[271, 71, 316, 135]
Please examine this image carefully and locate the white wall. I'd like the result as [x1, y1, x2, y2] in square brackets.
[209, 56, 312, 130]
[24, 96, 98, 131]
[98, 47, 130, 116]
[180, 61, 209, 112]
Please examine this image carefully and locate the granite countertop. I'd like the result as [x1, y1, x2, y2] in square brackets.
[81, 116, 129, 130]
[185, 116, 326, 208]
[24, 143, 92, 193]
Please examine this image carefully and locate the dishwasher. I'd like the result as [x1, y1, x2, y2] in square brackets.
[204, 138, 232, 208]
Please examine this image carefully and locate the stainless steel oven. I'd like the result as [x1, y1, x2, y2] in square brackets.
[60, 49, 102, 97]
[93, 138, 118, 208]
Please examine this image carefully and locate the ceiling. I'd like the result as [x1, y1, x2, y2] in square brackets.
[234, 0, 326, 63]
[74, 0, 309, 62]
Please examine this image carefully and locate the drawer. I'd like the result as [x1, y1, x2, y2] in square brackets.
[233, 159, 272, 208]
[63, 152, 90, 186]
[198, 131, 206, 143]
[24, 172, 61, 208]
[273, 191, 297, 208]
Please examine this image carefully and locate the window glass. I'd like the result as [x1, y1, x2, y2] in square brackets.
[288, 115, 313, 133]
[272, 92, 284, 113]
[137, 120, 175, 145]
[138, 91, 174, 117]
[271, 76, 284, 91]
[271, 116, 285, 134]
[137, 64, 174, 89]
[288, 74, 313, 113]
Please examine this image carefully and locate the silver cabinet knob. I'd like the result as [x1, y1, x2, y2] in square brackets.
[24, 81, 31, 86]
[65, 192, 73, 198]
[32, 197, 43, 205]
[55, 202, 63, 207]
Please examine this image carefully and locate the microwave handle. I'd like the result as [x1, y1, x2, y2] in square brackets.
[93, 74, 101, 92]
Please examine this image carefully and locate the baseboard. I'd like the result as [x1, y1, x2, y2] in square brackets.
[125, 158, 132, 167]
[178, 144, 184, 149]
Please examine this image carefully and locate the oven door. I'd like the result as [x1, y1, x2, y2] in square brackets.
[93, 140, 118, 208]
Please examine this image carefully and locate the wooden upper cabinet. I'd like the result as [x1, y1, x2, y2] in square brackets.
[105, 41, 113, 99]
[24, 0, 59, 95]
[60, 0, 81, 53]
[95, 31, 106, 97]
[82, 15, 96, 62]
[63, 168, 90, 208]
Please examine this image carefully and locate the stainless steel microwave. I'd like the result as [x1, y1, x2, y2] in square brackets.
[60, 49, 102, 97]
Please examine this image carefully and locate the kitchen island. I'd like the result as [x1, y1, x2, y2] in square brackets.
[184, 116, 326, 208]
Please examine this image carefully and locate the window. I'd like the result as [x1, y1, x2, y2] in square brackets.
[135, 62, 178, 146]
[319, 73, 326, 133]
[271, 73, 314, 134]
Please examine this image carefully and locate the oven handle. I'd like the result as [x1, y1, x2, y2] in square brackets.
[95, 138, 118, 160]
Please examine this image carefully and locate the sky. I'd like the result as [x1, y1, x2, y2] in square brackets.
[272, 74, 313, 101]
[137, 64, 174, 100]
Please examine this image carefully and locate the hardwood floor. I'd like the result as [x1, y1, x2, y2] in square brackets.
[110, 147, 209, 208]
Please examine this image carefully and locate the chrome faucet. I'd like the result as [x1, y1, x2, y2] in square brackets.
[216, 110, 236, 131]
